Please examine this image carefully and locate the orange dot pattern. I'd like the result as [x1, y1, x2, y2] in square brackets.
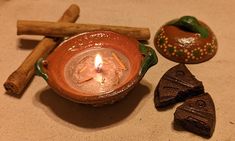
[155, 28, 217, 63]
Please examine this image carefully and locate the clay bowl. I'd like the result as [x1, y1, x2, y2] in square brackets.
[36, 31, 157, 106]
[154, 16, 218, 64]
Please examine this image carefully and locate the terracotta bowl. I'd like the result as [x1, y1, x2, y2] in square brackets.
[154, 16, 218, 64]
[35, 31, 157, 106]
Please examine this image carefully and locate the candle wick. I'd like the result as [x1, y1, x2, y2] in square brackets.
[96, 63, 102, 73]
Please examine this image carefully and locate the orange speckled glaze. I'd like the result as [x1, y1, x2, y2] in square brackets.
[42, 31, 143, 106]
[154, 20, 218, 64]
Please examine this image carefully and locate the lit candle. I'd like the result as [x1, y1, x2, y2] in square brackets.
[94, 53, 105, 84]
[64, 48, 131, 94]
[94, 54, 103, 73]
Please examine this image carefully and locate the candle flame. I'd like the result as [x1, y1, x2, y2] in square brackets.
[94, 54, 103, 72]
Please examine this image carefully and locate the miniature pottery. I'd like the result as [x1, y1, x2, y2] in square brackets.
[154, 16, 218, 64]
[36, 31, 157, 106]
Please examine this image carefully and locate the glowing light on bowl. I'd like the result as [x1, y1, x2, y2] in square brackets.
[94, 54, 103, 72]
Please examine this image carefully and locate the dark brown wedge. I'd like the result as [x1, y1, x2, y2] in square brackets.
[174, 93, 216, 137]
[154, 64, 204, 108]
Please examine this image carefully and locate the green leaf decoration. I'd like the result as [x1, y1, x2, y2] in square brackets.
[168, 16, 209, 38]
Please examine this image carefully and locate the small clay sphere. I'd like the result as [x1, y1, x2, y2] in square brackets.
[154, 16, 218, 64]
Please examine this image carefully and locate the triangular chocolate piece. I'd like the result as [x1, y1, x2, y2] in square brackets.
[154, 64, 204, 108]
[174, 93, 216, 137]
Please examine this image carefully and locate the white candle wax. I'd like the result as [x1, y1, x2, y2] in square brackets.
[64, 48, 131, 95]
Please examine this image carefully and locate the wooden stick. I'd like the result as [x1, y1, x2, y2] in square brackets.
[112, 52, 127, 70]
[17, 21, 150, 40]
[3, 4, 80, 95]
[78, 77, 93, 84]
[79, 66, 87, 73]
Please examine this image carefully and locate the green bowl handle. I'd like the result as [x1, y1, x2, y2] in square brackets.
[139, 43, 158, 78]
[35, 58, 48, 81]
